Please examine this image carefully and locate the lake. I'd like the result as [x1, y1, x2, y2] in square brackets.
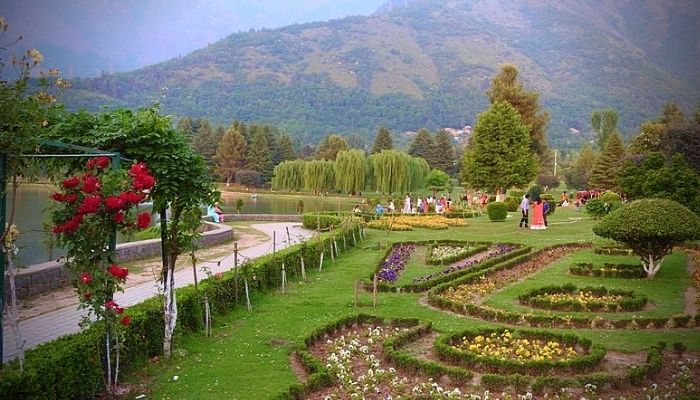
[4, 186, 358, 266]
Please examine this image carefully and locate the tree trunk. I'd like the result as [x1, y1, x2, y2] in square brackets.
[2, 244, 24, 371]
[642, 255, 664, 278]
[162, 259, 177, 358]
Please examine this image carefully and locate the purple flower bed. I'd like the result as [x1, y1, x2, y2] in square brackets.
[378, 244, 417, 282]
[411, 244, 517, 284]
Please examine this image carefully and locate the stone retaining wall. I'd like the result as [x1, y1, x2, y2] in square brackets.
[3, 221, 233, 302]
[223, 214, 301, 222]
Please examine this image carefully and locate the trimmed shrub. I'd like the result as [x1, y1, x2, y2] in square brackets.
[301, 213, 343, 230]
[600, 191, 622, 203]
[503, 196, 519, 212]
[507, 189, 525, 199]
[486, 202, 508, 221]
[585, 198, 621, 219]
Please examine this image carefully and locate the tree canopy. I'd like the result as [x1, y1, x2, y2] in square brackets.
[370, 125, 393, 154]
[315, 134, 349, 161]
[589, 132, 625, 190]
[593, 199, 700, 278]
[460, 101, 538, 192]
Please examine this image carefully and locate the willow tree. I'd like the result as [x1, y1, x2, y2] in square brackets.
[334, 149, 365, 193]
[272, 159, 306, 191]
[304, 159, 335, 192]
[408, 157, 430, 191]
[370, 150, 414, 194]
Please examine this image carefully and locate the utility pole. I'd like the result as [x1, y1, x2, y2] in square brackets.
[553, 149, 558, 176]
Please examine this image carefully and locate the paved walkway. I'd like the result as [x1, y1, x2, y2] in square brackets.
[2, 222, 315, 364]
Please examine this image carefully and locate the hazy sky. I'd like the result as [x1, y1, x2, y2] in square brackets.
[0, 0, 386, 77]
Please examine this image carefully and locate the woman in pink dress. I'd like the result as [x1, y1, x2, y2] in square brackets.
[530, 198, 546, 230]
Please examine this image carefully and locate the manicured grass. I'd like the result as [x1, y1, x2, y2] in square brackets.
[483, 250, 690, 320]
[131, 209, 699, 399]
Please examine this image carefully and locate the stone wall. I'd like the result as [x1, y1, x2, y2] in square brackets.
[3, 221, 233, 302]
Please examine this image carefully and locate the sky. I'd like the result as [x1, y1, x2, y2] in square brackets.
[0, 0, 387, 77]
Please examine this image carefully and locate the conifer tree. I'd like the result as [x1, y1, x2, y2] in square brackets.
[407, 128, 435, 166]
[487, 64, 550, 163]
[190, 119, 218, 168]
[371, 125, 393, 154]
[315, 134, 348, 161]
[275, 134, 297, 163]
[589, 132, 626, 190]
[432, 129, 457, 175]
[246, 128, 273, 183]
[591, 109, 618, 150]
[628, 121, 665, 155]
[345, 133, 366, 151]
[461, 102, 538, 192]
[214, 126, 248, 186]
[564, 144, 597, 190]
[176, 116, 194, 139]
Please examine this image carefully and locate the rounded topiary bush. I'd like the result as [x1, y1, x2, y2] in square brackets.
[486, 202, 508, 221]
[600, 191, 622, 203]
[507, 189, 525, 199]
[585, 198, 620, 219]
[503, 196, 519, 212]
[593, 198, 700, 278]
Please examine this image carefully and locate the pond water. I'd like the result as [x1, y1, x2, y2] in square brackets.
[5, 186, 358, 266]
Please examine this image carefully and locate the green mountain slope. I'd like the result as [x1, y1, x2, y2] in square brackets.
[61, 0, 700, 150]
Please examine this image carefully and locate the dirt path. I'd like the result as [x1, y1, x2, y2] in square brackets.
[15, 224, 269, 321]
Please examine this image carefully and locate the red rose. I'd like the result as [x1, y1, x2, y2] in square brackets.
[94, 156, 110, 169]
[120, 315, 132, 326]
[113, 212, 125, 223]
[51, 192, 64, 202]
[115, 306, 125, 314]
[128, 162, 149, 176]
[108, 264, 128, 280]
[80, 272, 92, 284]
[132, 174, 156, 191]
[104, 195, 125, 212]
[120, 191, 144, 204]
[137, 212, 151, 229]
[64, 193, 79, 203]
[82, 175, 100, 194]
[78, 195, 101, 214]
[83, 291, 92, 300]
[105, 299, 118, 309]
[62, 176, 80, 189]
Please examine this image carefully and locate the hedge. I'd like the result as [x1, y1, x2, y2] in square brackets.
[486, 202, 508, 221]
[0, 222, 362, 400]
[570, 262, 646, 279]
[434, 327, 606, 375]
[518, 284, 648, 312]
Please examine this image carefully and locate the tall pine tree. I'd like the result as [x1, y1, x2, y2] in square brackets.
[214, 126, 248, 186]
[432, 129, 457, 175]
[408, 128, 435, 166]
[371, 126, 393, 154]
[461, 102, 538, 193]
[246, 128, 273, 183]
[589, 132, 626, 190]
[591, 109, 618, 150]
[190, 119, 218, 168]
[315, 134, 348, 161]
[275, 134, 297, 163]
[487, 64, 550, 164]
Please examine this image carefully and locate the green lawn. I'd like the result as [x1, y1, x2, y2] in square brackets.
[130, 208, 699, 399]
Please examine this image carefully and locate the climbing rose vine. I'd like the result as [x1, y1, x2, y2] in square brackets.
[50, 157, 155, 327]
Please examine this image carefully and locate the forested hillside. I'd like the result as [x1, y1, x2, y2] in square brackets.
[60, 0, 700, 150]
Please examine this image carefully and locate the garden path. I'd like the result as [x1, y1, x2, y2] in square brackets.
[1, 222, 315, 363]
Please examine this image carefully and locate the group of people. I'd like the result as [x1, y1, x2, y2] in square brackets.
[401, 194, 453, 214]
[518, 194, 551, 230]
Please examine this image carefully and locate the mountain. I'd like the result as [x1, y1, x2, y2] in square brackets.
[60, 0, 700, 151]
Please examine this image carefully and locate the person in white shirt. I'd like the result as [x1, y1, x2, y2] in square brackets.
[519, 194, 530, 228]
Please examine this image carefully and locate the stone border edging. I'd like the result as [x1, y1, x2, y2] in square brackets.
[3, 221, 233, 301]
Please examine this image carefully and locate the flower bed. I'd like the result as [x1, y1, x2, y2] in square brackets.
[570, 262, 646, 279]
[593, 244, 634, 256]
[518, 284, 648, 312]
[409, 244, 524, 288]
[366, 219, 413, 231]
[425, 243, 488, 265]
[434, 328, 605, 375]
[366, 215, 468, 231]
[376, 243, 417, 282]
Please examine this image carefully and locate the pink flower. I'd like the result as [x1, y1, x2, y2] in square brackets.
[107, 264, 128, 280]
[62, 176, 80, 189]
[77, 195, 101, 214]
[80, 272, 92, 284]
[81, 175, 100, 194]
[104, 195, 125, 212]
[137, 212, 151, 229]
[113, 212, 125, 223]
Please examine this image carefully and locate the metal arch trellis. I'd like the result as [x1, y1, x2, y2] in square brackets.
[0, 139, 131, 367]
